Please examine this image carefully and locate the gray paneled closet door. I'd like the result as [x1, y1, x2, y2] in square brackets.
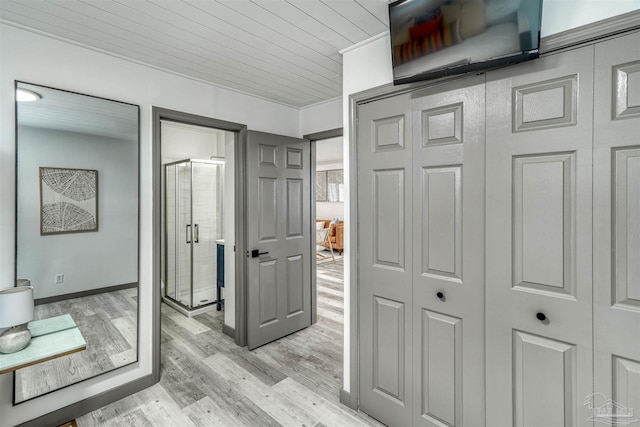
[593, 31, 640, 421]
[358, 93, 414, 427]
[357, 75, 487, 426]
[485, 45, 595, 426]
[410, 75, 486, 426]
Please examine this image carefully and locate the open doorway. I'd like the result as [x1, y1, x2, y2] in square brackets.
[160, 121, 233, 321]
[314, 135, 345, 263]
[308, 130, 346, 399]
[152, 108, 249, 360]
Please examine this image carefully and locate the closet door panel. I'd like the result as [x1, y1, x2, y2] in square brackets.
[513, 331, 577, 427]
[593, 31, 640, 423]
[358, 93, 413, 427]
[485, 46, 595, 426]
[412, 75, 486, 426]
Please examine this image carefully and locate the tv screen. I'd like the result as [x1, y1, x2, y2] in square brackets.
[389, 0, 543, 84]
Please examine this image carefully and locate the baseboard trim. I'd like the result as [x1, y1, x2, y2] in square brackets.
[340, 388, 356, 410]
[222, 324, 235, 339]
[34, 282, 138, 306]
[17, 374, 156, 427]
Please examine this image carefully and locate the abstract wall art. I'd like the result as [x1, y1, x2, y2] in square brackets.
[316, 170, 327, 202]
[40, 167, 98, 235]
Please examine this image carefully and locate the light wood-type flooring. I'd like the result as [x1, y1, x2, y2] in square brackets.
[15, 288, 138, 403]
[76, 259, 384, 427]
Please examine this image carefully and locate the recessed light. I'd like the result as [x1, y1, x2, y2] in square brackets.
[16, 88, 41, 102]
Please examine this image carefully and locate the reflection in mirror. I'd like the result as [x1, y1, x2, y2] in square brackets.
[14, 82, 139, 403]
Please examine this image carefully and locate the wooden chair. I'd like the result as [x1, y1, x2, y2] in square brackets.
[316, 227, 335, 264]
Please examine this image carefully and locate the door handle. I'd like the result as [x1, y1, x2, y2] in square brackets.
[194, 224, 199, 243]
[186, 224, 191, 243]
[250, 249, 269, 258]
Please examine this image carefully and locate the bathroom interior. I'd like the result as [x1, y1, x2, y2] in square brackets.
[161, 120, 235, 320]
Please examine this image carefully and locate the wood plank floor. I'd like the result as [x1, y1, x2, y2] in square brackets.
[15, 288, 138, 403]
[77, 259, 384, 427]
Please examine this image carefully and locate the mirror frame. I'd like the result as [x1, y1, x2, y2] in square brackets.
[13, 81, 141, 404]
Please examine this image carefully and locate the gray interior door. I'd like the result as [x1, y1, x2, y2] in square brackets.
[246, 131, 311, 350]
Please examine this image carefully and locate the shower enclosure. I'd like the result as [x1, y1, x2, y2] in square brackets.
[164, 158, 224, 313]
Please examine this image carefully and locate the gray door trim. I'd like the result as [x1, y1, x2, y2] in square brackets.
[17, 375, 156, 427]
[152, 107, 249, 353]
[346, 15, 640, 413]
[310, 139, 317, 325]
[303, 127, 343, 141]
[303, 128, 343, 325]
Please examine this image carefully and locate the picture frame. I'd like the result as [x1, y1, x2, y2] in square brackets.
[316, 170, 327, 202]
[327, 169, 344, 202]
[39, 167, 99, 235]
[316, 169, 344, 203]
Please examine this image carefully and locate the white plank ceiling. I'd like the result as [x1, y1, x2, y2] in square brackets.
[0, 0, 390, 108]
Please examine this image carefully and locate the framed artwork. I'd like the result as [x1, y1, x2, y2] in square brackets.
[316, 171, 327, 202]
[316, 169, 344, 203]
[327, 169, 344, 202]
[40, 167, 98, 235]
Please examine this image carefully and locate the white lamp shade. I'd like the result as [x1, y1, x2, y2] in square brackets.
[0, 286, 34, 328]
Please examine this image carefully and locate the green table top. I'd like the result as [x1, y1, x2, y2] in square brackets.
[0, 314, 86, 375]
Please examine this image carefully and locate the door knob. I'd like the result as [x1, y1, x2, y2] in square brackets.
[436, 292, 444, 300]
[536, 312, 547, 321]
[250, 249, 269, 258]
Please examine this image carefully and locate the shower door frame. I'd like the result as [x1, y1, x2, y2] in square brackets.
[164, 158, 224, 311]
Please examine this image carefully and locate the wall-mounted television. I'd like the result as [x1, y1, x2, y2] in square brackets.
[389, 0, 543, 85]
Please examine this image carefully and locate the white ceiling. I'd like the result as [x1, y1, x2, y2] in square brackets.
[0, 0, 390, 108]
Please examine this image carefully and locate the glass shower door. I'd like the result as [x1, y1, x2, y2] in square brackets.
[166, 161, 194, 308]
[191, 161, 218, 307]
[177, 161, 193, 307]
[165, 159, 223, 311]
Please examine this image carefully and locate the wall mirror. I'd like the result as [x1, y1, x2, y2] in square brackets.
[14, 82, 140, 403]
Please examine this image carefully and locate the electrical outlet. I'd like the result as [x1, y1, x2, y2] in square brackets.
[55, 274, 64, 284]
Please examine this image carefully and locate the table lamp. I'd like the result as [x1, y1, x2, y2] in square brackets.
[0, 283, 34, 354]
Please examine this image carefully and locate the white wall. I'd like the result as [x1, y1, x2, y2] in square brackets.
[300, 97, 342, 135]
[0, 22, 298, 426]
[541, 0, 640, 35]
[161, 120, 226, 162]
[17, 126, 138, 299]
[339, 2, 640, 394]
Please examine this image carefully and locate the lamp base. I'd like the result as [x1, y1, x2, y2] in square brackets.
[0, 324, 31, 354]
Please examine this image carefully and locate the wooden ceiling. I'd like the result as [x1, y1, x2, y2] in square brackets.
[1, 0, 390, 108]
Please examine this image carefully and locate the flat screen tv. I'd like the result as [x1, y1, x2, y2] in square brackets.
[389, 0, 543, 85]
